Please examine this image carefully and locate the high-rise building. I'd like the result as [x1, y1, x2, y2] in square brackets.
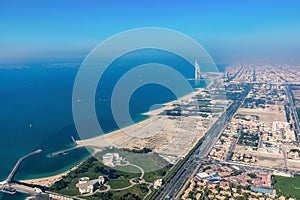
[195, 59, 201, 85]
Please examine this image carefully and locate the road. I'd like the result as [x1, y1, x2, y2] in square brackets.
[220, 160, 300, 174]
[157, 84, 251, 199]
[226, 64, 243, 82]
[284, 85, 300, 142]
[10, 183, 40, 196]
[226, 124, 242, 161]
[0, 182, 41, 196]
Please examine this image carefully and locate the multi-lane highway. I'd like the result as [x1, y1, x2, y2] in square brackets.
[157, 84, 251, 199]
[284, 85, 300, 142]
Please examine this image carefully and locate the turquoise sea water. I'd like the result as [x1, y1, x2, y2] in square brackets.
[0, 50, 225, 199]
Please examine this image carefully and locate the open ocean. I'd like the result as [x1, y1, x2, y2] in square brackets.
[0, 49, 225, 199]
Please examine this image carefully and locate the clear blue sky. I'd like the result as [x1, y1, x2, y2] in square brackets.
[0, 0, 300, 63]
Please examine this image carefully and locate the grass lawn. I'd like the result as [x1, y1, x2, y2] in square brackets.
[94, 148, 169, 172]
[143, 165, 170, 183]
[56, 181, 79, 196]
[94, 148, 172, 183]
[110, 184, 149, 197]
[49, 151, 171, 199]
[274, 175, 300, 198]
[86, 184, 149, 200]
[108, 179, 132, 189]
[49, 156, 138, 196]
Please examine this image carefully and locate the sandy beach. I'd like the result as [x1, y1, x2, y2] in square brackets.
[20, 85, 225, 187]
[18, 93, 196, 187]
[19, 161, 85, 187]
[76, 88, 218, 160]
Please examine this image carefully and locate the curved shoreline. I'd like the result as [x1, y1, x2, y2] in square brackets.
[19, 159, 86, 187]
[18, 93, 193, 187]
[19, 84, 212, 188]
[18, 103, 168, 187]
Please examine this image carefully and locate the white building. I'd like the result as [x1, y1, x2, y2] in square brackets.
[78, 177, 100, 195]
[102, 153, 124, 167]
[78, 176, 106, 194]
[0, 181, 8, 187]
[195, 59, 201, 85]
[153, 179, 163, 190]
[79, 177, 89, 184]
[102, 153, 114, 166]
[98, 176, 105, 185]
[78, 182, 94, 194]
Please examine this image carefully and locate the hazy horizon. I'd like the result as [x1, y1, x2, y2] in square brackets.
[0, 0, 300, 64]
